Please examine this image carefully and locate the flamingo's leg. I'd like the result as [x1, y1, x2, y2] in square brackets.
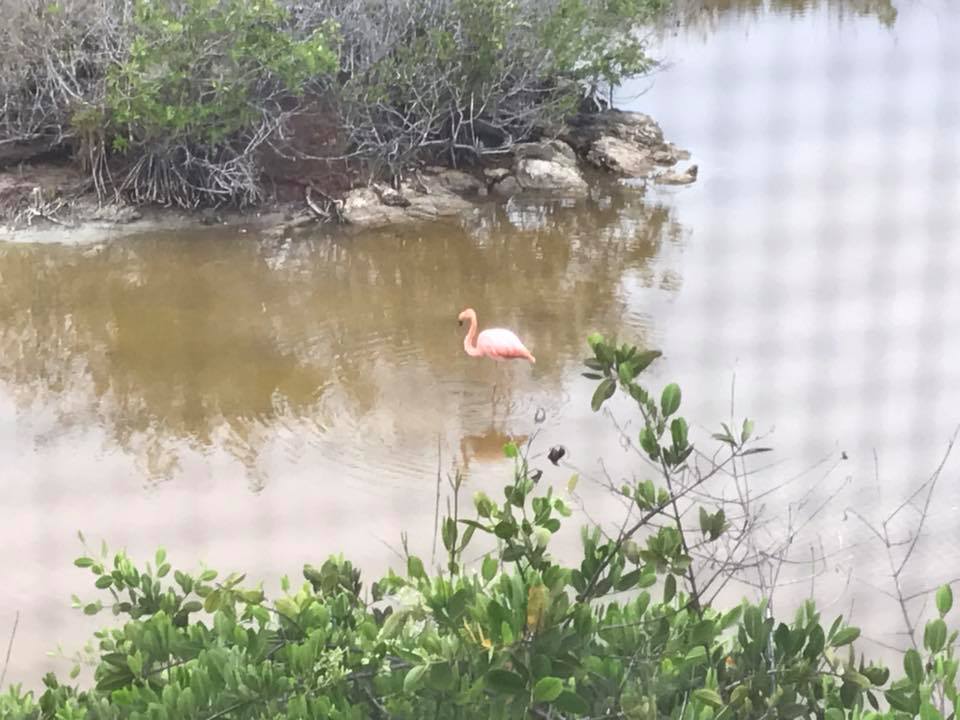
[491, 362, 510, 417]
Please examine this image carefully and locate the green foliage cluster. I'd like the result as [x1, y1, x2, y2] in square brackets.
[340, 0, 665, 171]
[1, 0, 666, 204]
[543, 0, 665, 101]
[105, 0, 336, 150]
[6, 335, 956, 720]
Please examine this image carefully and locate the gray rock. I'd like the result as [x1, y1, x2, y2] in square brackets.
[654, 164, 699, 186]
[562, 110, 665, 153]
[491, 176, 521, 197]
[561, 110, 694, 180]
[341, 188, 406, 227]
[372, 183, 411, 207]
[651, 149, 677, 166]
[513, 139, 577, 164]
[586, 136, 656, 177]
[511, 139, 587, 192]
[514, 157, 588, 192]
[341, 186, 472, 228]
[483, 167, 512, 183]
[424, 168, 484, 196]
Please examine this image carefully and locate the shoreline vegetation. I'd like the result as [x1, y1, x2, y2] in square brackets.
[2, 335, 958, 719]
[0, 0, 700, 237]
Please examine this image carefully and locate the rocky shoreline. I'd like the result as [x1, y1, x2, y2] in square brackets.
[0, 110, 697, 241]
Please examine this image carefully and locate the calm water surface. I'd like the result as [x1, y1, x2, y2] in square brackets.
[3, 0, 960, 685]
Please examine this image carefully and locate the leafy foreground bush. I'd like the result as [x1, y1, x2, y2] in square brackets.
[3, 335, 958, 719]
[0, 0, 663, 208]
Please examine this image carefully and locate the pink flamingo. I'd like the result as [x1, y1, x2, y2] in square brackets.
[458, 308, 536, 363]
[458, 308, 535, 411]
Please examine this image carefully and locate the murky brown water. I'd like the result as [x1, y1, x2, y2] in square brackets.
[3, 0, 960, 686]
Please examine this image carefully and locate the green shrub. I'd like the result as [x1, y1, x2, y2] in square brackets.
[4, 334, 958, 719]
[107, 0, 335, 149]
[334, 0, 665, 175]
[101, 0, 337, 206]
[0, 0, 667, 203]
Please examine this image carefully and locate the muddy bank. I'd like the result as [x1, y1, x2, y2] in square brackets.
[0, 110, 697, 242]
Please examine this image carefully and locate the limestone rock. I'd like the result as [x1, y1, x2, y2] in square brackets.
[654, 164, 699, 186]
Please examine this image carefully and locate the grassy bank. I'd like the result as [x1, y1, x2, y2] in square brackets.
[0, 0, 664, 212]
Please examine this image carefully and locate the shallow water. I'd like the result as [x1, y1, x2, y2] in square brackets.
[2, 0, 960, 685]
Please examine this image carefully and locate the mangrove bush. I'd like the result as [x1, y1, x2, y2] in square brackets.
[0, 0, 664, 207]
[1, 334, 958, 720]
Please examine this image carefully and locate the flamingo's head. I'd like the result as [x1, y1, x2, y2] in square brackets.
[457, 308, 476, 327]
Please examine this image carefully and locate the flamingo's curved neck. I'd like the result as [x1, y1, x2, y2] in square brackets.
[463, 314, 482, 357]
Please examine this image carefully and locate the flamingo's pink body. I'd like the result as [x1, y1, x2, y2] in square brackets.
[458, 308, 535, 363]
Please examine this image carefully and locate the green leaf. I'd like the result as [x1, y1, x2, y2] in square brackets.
[691, 620, 717, 645]
[699, 507, 710, 534]
[533, 527, 551, 549]
[532, 676, 564, 702]
[937, 584, 953, 616]
[503, 442, 518, 459]
[638, 427, 659, 459]
[925, 618, 947, 653]
[459, 519, 490, 534]
[774, 623, 791, 654]
[830, 627, 860, 647]
[127, 652, 143, 677]
[486, 669, 526, 695]
[428, 662, 455, 691]
[632, 349, 662, 374]
[921, 701, 944, 720]
[74, 557, 94, 568]
[741, 419, 754, 443]
[95, 576, 114, 589]
[660, 383, 681, 416]
[684, 646, 707, 667]
[403, 665, 427, 693]
[442, 517, 457, 552]
[615, 569, 641, 591]
[663, 574, 676, 603]
[407, 556, 426, 580]
[861, 665, 889, 686]
[554, 691, 589, 715]
[591, 378, 616, 412]
[804, 624, 825, 659]
[636, 569, 657, 588]
[203, 590, 221, 613]
[886, 687, 920, 714]
[482, 555, 498, 583]
[843, 670, 871, 690]
[904, 648, 924, 686]
[670, 417, 689, 450]
[494, 522, 517, 540]
[692, 689, 723, 708]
